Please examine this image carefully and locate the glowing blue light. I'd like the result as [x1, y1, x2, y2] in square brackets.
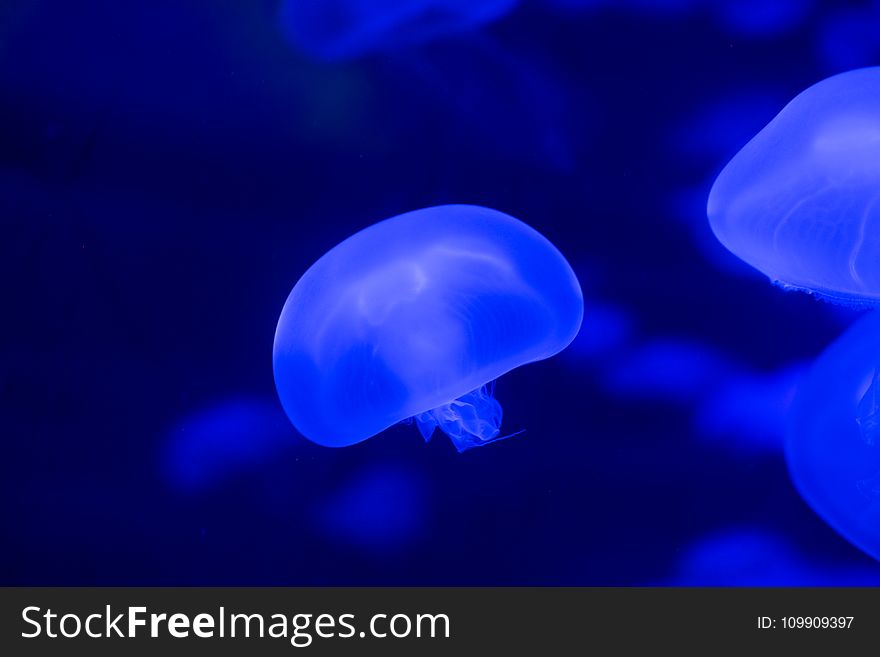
[602, 338, 735, 404]
[817, 6, 880, 74]
[273, 205, 583, 451]
[542, 0, 694, 16]
[562, 300, 633, 363]
[314, 465, 424, 551]
[669, 528, 880, 586]
[708, 67, 880, 305]
[695, 362, 806, 453]
[161, 398, 294, 491]
[397, 39, 575, 171]
[278, 0, 518, 60]
[710, 0, 814, 38]
[787, 311, 880, 561]
[543, 0, 812, 36]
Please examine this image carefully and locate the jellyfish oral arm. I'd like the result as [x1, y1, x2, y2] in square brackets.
[413, 383, 506, 452]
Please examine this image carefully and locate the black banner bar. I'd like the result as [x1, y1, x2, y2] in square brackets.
[1, 587, 877, 654]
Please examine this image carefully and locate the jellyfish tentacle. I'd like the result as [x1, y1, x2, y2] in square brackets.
[414, 383, 505, 452]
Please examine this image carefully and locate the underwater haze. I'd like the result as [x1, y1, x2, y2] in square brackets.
[3, 0, 880, 585]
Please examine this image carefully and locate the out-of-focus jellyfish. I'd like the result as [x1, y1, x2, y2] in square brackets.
[313, 465, 424, 552]
[816, 5, 880, 74]
[708, 67, 880, 305]
[161, 397, 295, 491]
[667, 527, 880, 586]
[695, 362, 806, 453]
[601, 338, 736, 405]
[273, 205, 583, 452]
[384, 35, 577, 172]
[708, 0, 814, 38]
[543, 0, 811, 36]
[542, 0, 695, 17]
[787, 311, 880, 561]
[562, 300, 633, 363]
[277, 0, 518, 60]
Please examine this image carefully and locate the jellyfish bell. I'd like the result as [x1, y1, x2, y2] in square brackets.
[787, 311, 880, 561]
[273, 204, 583, 452]
[707, 67, 880, 305]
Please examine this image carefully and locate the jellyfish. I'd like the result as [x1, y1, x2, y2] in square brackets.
[313, 465, 424, 552]
[601, 338, 737, 405]
[708, 0, 814, 38]
[273, 205, 583, 452]
[708, 67, 880, 305]
[667, 527, 880, 586]
[161, 398, 295, 491]
[816, 5, 880, 74]
[391, 37, 576, 171]
[277, 0, 519, 61]
[541, 0, 695, 17]
[786, 311, 880, 561]
[562, 299, 633, 363]
[694, 362, 806, 453]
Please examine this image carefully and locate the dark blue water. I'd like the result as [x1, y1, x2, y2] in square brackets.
[3, 0, 879, 585]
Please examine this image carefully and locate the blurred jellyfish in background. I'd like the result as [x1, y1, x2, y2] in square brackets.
[787, 311, 880, 561]
[277, 0, 519, 60]
[562, 299, 634, 364]
[161, 397, 295, 492]
[313, 465, 425, 552]
[709, 67, 880, 305]
[539, 0, 813, 37]
[273, 205, 583, 452]
[816, 4, 880, 74]
[670, 90, 785, 278]
[391, 38, 578, 171]
[707, 0, 814, 38]
[603, 336, 806, 454]
[668, 527, 880, 585]
[539, 0, 695, 18]
[601, 338, 737, 405]
[694, 362, 807, 453]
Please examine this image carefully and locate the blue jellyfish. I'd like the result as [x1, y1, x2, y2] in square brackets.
[695, 362, 806, 453]
[277, 0, 518, 61]
[313, 465, 424, 552]
[709, 0, 814, 38]
[394, 38, 575, 172]
[787, 311, 880, 561]
[817, 5, 880, 74]
[542, 0, 695, 17]
[668, 527, 880, 586]
[562, 299, 633, 363]
[273, 205, 583, 452]
[161, 397, 295, 491]
[602, 338, 737, 405]
[708, 67, 880, 305]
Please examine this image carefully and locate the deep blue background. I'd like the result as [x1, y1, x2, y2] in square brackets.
[4, 0, 880, 585]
